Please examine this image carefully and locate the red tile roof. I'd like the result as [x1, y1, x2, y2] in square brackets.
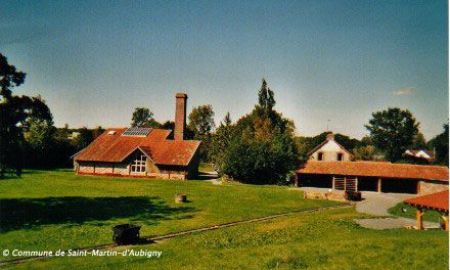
[74, 128, 200, 166]
[405, 190, 449, 212]
[297, 161, 449, 182]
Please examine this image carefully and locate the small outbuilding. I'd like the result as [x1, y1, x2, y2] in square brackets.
[404, 190, 449, 231]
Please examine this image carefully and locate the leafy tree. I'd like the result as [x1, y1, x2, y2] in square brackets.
[210, 112, 233, 173]
[131, 107, 159, 128]
[428, 123, 449, 166]
[160, 120, 175, 130]
[365, 108, 419, 162]
[0, 54, 52, 177]
[412, 132, 427, 149]
[75, 127, 94, 150]
[353, 145, 376, 161]
[188, 105, 215, 138]
[187, 105, 215, 161]
[24, 110, 56, 167]
[210, 80, 299, 184]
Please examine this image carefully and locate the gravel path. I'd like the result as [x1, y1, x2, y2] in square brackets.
[355, 217, 440, 230]
[355, 191, 415, 216]
[297, 188, 441, 229]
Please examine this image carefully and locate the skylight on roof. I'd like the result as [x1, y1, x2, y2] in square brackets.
[122, 127, 152, 137]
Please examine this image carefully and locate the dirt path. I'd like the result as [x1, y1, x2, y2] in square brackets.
[0, 204, 350, 267]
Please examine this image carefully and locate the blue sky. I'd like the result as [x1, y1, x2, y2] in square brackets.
[1, 0, 447, 139]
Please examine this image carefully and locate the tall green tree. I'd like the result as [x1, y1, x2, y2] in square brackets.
[75, 127, 94, 150]
[428, 123, 449, 166]
[210, 80, 298, 184]
[24, 107, 56, 167]
[210, 112, 233, 173]
[131, 107, 159, 128]
[365, 108, 419, 162]
[188, 105, 215, 161]
[412, 132, 427, 149]
[0, 54, 52, 177]
[188, 105, 215, 138]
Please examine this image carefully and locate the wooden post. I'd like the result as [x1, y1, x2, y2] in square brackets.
[416, 208, 424, 230]
[377, 178, 382, 193]
[344, 177, 347, 191]
[294, 174, 299, 187]
[332, 176, 335, 190]
[355, 177, 358, 192]
[416, 181, 421, 194]
[442, 215, 449, 231]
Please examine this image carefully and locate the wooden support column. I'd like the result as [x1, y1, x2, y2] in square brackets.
[442, 215, 449, 231]
[294, 174, 299, 187]
[416, 208, 424, 230]
[377, 178, 382, 193]
[355, 177, 358, 192]
[416, 181, 421, 194]
[332, 176, 335, 190]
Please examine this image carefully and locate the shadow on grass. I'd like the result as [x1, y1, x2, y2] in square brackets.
[196, 172, 219, 181]
[0, 196, 196, 232]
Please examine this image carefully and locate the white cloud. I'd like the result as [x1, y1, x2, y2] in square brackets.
[393, 87, 416, 96]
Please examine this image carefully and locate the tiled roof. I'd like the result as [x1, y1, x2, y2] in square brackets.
[74, 128, 200, 166]
[297, 161, 449, 182]
[405, 190, 449, 212]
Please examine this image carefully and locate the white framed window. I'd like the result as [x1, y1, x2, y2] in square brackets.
[131, 153, 147, 173]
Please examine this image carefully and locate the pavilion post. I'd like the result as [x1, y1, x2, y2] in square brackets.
[294, 174, 299, 187]
[332, 176, 335, 190]
[416, 208, 424, 230]
[377, 178, 382, 193]
[442, 215, 449, 231]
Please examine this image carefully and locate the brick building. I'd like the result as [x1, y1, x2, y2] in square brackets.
[73, 93, 201, 180]
[296, 161, 448, 195]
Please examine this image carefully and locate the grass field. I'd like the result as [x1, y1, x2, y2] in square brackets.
[0, 170, 448, 269]
[388, 202, 443, 223]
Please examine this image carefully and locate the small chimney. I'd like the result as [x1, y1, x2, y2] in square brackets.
[326, 132, 334, 141]
[174, 93, 187, 140]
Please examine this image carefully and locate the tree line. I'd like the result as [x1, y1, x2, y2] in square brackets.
[1, 53, 448, 182]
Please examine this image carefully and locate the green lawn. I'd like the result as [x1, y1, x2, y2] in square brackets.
[0, 170, 447, 269]
[0, 170, 335, 253]
[388, 202, 444, 223]
[8, 207, 449, 270]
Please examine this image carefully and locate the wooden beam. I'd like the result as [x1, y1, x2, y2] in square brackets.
[416, 208, 424, 230]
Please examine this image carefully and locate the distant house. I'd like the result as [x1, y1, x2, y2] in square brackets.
[73, 93, 201, 180]
[404, 149, 435, 163]
[308, 133, 353, 162]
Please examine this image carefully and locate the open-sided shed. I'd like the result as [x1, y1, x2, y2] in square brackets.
[404, 190, 449, 230]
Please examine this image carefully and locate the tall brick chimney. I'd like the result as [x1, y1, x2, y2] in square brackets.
[174, 93, 187, 140]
